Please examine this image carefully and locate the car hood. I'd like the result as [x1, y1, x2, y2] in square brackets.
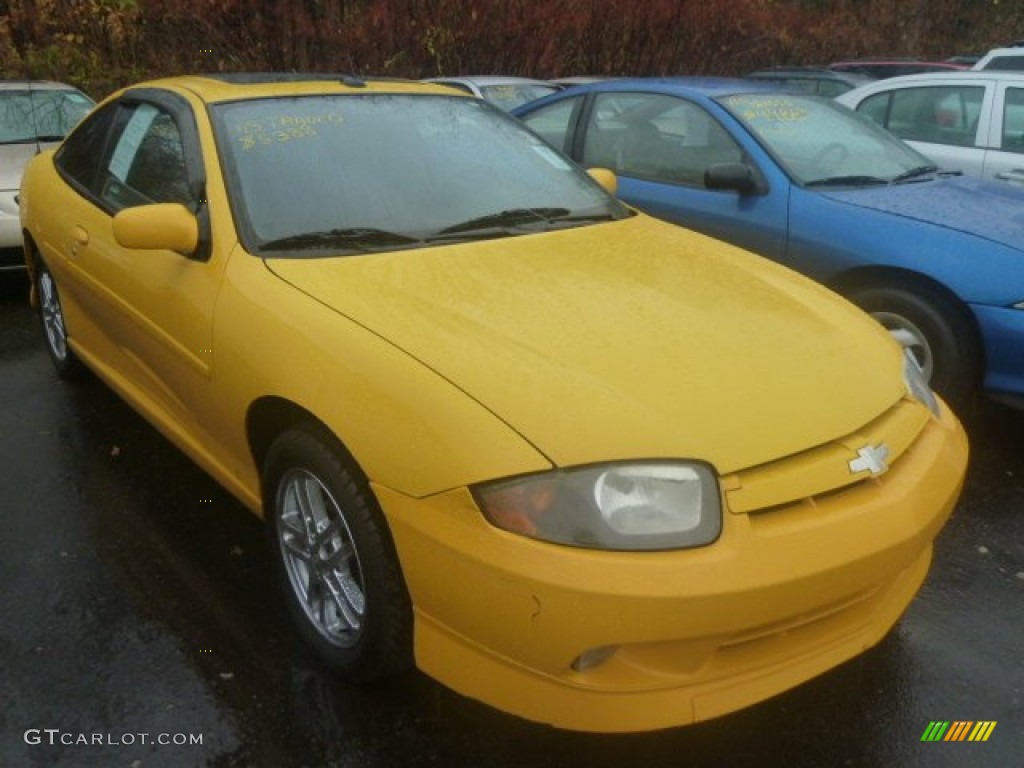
[820, 175, 1024, 253]
[0, 143, 41, 190]
[265, 217, 905, 475]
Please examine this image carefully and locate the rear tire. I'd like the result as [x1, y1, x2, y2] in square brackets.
[35, 258, 84, 380]
[850, 282, 980, 410]
[263, 423, 413, 681]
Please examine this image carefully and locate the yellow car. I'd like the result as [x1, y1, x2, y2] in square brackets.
[19, 74, 968, 732]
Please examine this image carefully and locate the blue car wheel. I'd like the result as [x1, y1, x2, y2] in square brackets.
[851, 283, 980, 411]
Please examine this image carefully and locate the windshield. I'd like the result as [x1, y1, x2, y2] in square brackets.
[213, 93, 627, 256]
[718, 93, 935, 186]
[0, 87, 94, 144]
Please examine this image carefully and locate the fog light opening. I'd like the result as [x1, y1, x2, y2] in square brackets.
[571, 645, 618, 672]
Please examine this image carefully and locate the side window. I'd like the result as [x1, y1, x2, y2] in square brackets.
[583, 93, 742, 187]
[54, 102, 119, 194]
[99, 103, 192, 211]
[857, 92, 891, 127]
[521, 97, 580, 153]
[817, 80, 850, 99]
[1004, 88, 1024, 152]
[883, 86, 984, 146]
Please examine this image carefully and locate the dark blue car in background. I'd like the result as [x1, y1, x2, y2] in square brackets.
[513, 78, 1024, 410]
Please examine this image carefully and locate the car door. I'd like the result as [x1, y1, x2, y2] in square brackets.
[980, 83, 1024, 186]
[51, 88, 223, 434]
[572, 91, 789, 259]
[851, 81, 991, 177]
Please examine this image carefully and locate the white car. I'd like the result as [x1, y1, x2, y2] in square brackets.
[837, 71, 1024, 186]
[423, 75, 559, 111]
[972, 47, 1024, 72]
[0, 80, 94, 269]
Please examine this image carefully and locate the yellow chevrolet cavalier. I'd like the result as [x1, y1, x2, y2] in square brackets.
[19, 74, 968, 732]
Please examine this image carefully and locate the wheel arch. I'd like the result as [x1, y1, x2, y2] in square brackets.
[829, 266, 983, 353]
[246, 396, 367, 508]
[21, 230, 41, 308]
[828, 264, 986, 396]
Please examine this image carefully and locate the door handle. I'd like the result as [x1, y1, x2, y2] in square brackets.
[70, 226, 89, 256]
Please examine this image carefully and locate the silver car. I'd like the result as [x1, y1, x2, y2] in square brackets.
[1, 80, 94, 269]
[423, 75, 559, 111]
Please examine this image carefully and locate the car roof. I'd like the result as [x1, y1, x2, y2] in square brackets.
[829, 59, 966, 68]
[0, 80, 85, 92]
[841, 69, 1024, 88]
[972, 47, 1024, 69]
[113, 73, 465, 104]
[977, 47, 1024, 57]
[550, 76, 778, 98]
[425, 75, 556, 87]
[746, 67, 871, 83]
[511, 77, 786, 117]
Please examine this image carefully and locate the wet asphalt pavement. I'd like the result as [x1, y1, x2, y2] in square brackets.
[1, 270, 1022, 768]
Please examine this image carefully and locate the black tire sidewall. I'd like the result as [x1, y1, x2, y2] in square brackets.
[263, 425, 413, 681]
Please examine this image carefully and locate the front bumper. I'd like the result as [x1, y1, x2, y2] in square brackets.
[376, 401, 967, 732]
[973, 302, 1024, 401]
[0, 188, 25, 269]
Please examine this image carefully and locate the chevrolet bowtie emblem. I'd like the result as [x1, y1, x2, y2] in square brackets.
[849, 443, 890, 476]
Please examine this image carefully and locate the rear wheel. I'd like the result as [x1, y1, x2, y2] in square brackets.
[850, 282, 980, 410]
[35, 258, 83, 380]
[263, 424, 413, 681]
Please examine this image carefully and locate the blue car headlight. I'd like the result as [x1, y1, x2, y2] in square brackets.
[473, 461, 722, 551]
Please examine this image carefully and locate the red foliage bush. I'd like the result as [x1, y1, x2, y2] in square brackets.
[0, 0, 1019, 98]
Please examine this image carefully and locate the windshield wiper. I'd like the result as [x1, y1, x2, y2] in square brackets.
[806, 175, 890, 188]
[546, 211, 621, 226]
[436, 207, 571, 235]
[259, 227, 421, 253]
[0, 135, 66, 145]
[891, 165, 939, 184]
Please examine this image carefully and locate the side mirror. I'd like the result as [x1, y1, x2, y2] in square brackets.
[704, 163, 759, 194]
[587, 167, 618, 196]
[112, 203, 199, 256]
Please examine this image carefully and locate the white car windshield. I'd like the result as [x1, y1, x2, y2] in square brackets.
[212, 93, 627, 256]
[0, 88, 94, 144]
[719, 92, 936, 187]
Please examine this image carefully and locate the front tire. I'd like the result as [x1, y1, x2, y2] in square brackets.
[850, 282, 980, 410]
[263, 424, 413, 681]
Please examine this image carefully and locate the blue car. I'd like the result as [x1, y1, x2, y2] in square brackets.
[513, 78, 1024, 409]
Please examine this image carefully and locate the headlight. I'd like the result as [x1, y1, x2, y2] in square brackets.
[472, 461, 722, 551]
[904, 349, 940, 418]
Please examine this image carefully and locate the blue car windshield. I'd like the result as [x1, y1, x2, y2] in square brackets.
[719, 93, 934, 186]
[212, 93, 628, 256]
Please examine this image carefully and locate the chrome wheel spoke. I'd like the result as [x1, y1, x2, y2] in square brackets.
[322, 570, 364, 632]
[873, 311, 934, 382]
[39, 274, 68, 359]
[277, 468, 367, 648]
[318, 537, 355, 572]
